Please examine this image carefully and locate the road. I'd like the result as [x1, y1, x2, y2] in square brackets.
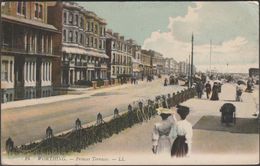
[1, 77, 185, 152]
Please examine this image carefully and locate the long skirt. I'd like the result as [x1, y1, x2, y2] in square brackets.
[157, 136, 172, 154]
[171, 136, 188, 157]
[210, 91, 219, 100]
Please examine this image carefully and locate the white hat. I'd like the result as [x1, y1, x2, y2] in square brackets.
[156, 107, 177, 115]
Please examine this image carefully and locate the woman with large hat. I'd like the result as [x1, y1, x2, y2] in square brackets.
[152, 107, 177, 155]
[170, 105, 193, 157]
[210, 82, 219, 100]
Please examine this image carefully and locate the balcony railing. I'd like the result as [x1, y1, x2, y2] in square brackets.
[87, 63, 95, 68]
[75, 62, 84, 67]
[1, 44, 52, 55]
[101, 64, 107, 68]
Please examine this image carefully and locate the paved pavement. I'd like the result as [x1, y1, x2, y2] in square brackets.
[1, 76, 186, 152]
[59, 83, 259, 165]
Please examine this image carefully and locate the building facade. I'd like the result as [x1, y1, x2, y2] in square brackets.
[48, 2, 108, 87]
[140, 49, 153, 77]
[126, 39, 142, 79]
[178, 61, 187, 75]
[150, 50, 164, 75]
[1, 2, 60, 103]
[106, 29, 132, 79]
[164, 58, 176, 75]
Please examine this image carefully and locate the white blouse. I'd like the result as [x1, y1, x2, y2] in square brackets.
[169, 119, 193, 147]
[152, 114, 177, 146]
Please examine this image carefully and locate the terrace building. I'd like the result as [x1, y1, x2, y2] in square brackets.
[48, 2, 108, 87]
[140, 49, 153, 77]
[126, 39, 142, 79]
[1, 2, 60, 102]
[106, 29, 132, 79]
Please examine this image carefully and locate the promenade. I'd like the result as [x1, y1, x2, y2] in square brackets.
[68, 83, 259, 165]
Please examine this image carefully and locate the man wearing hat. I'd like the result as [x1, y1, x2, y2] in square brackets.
[170, 105, 193, 157]
[152, 107, 177, 155]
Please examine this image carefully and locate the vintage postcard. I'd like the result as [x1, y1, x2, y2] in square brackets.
[1, 1, 259, 165]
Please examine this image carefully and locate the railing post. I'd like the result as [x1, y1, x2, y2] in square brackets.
[46, 126, 53, 139]
[96, 113, 104, 125]
[113, 108, 119, 119]
[75, 118, 82, 130]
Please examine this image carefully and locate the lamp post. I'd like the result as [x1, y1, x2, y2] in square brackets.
[190, 33, 194, 86]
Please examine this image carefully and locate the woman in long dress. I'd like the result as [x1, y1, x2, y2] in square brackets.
[152, 107, 177, 155]
[170, 105, 192, 157]
[210, 82, 219, 100]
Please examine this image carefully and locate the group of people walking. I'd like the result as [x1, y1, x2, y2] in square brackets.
[152, 105, 192, 157]
[196, 81, 221, 101]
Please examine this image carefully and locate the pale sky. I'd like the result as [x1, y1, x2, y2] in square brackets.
[78, 1, 259, 73]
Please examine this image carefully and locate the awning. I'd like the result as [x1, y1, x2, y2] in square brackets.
[62, 47, 109, 59]
[86, 50, 109, 59]
[62, 47, 87, 54]
[132, 58, 142, 65]
[133, 68, 140, 72]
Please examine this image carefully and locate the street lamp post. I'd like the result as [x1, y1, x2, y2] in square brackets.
[190, 33, 194, 86]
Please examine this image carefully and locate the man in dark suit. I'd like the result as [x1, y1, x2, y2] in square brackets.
[205, 81, 211, 99]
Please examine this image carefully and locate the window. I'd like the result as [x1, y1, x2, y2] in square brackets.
[86, 37, 89, 46]
[80, 34, 84, 45]
[63, 30, 66, 42]
[22, 2, 26, 15]
[69, 13, 73, 24]
[34, 3, 43, 19]
[94, 38, 97, 48]
[17, 2, 26, 15]
[100, 27, 102, 35]
[69, 31, 73, 42]
[99, 40, 102, 49]
[112, 41, 115, 49]
[75, 31, 78, 43]
[91, 22, 94, 32]
[95, 24, 98, 34]
[80, 17, 84, 28]
[63, 12, 67, 24]
[1, 61, 8, 81]
[75, 15, 78, 26]
[112, 66, 115, 75]
[10, 61, 13, 81]
[91, 37, 93, 47]
[103, 40, 106, 49]
[29, 62, 32, 81]
[87, 21, 90, 31]
[39, 4, 43, 19]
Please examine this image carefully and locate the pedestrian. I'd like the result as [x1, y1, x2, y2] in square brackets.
[152, 107, 177, 155]
[170, 105, 192, 158]
[210, 82, 219, 100]
[164, 78, 168, 86]
[205, 81, 211, 99]
[196, 81, 203, 98]
[236, 83, 243, 102]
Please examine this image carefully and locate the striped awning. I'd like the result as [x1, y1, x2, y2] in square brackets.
[62, 47, 109, 59]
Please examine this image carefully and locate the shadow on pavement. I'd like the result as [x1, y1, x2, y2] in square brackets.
[193, 115, 258, 134]
[222, 100, 239, 102]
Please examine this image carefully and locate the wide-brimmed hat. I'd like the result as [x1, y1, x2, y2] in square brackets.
[156, 107, 177, 115]
[177, 105, 190, 117]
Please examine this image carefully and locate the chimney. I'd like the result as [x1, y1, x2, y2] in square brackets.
[107, 29, 113, 35]
[120, 36, 124, 41]
[113, 33, 119, 39]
